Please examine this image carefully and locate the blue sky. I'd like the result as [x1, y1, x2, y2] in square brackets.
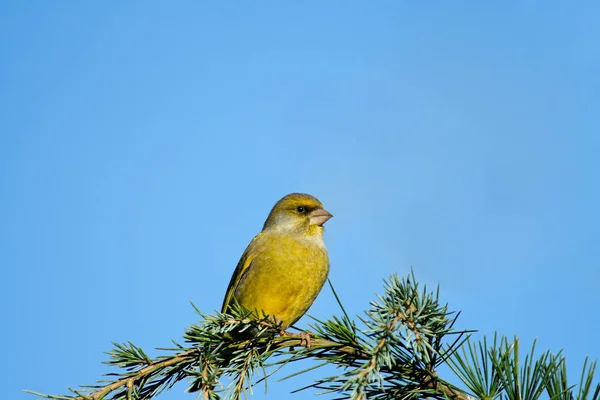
[1, 2, 599, 399]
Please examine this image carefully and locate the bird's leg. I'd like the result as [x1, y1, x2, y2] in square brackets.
[273, 318, 288, 337]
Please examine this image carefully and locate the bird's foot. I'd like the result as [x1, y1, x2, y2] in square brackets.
[286, 331, 314, 348]
[278, 330, 314, 349]
[299, 331, 313, 349]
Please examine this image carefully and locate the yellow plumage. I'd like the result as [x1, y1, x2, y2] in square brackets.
[221, 193, 332, 329]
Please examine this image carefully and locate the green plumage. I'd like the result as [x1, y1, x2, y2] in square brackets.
[221, 193, 332, 329]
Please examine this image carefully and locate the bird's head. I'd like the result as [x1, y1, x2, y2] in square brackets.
[262, 193, 333, 235]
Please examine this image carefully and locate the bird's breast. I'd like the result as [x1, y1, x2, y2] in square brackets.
[233, 233, 329, 328]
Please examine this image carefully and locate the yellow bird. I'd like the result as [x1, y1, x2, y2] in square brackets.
[221, 193, 333, 330]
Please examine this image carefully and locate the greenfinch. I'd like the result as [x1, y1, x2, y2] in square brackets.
[221, 193, 333, 330]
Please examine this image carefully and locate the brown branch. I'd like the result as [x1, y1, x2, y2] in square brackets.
[63, 332, 469, 400]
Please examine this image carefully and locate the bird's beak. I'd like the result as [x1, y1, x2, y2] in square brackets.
[309, 208, 333, 226]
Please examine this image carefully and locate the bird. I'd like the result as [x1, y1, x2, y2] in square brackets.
[221, 193, 333, 331]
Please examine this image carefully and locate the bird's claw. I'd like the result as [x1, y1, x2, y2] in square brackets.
[298, 331, 314, 349]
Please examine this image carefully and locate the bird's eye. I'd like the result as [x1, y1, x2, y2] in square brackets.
[297, 206, 306, 213]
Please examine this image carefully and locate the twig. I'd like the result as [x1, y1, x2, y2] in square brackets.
[81, 349, 199, 400]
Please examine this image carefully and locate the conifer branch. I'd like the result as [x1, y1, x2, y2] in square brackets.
[26, 272, 598, 400]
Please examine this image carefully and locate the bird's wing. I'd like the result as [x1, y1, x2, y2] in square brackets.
[221, 232, 263, 313]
